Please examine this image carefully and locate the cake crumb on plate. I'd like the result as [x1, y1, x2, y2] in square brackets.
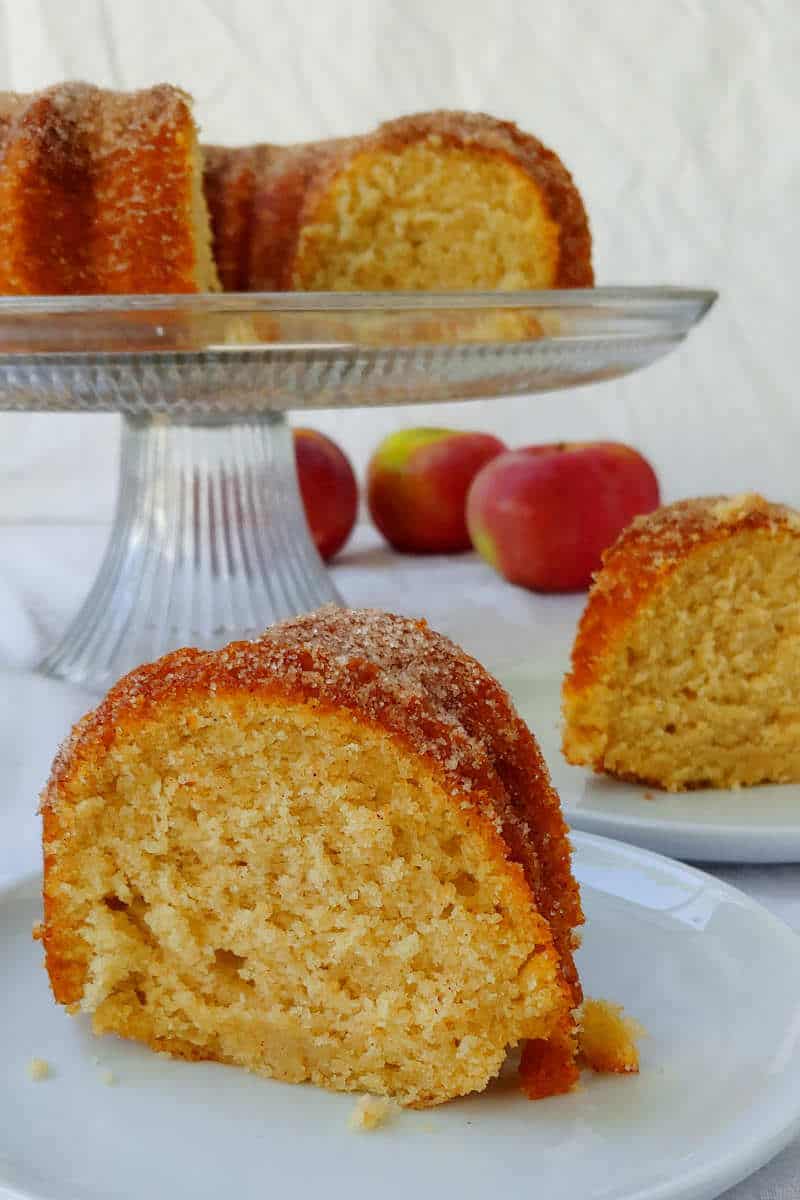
[27, 1057, 50, 1081]
[348, 1094, 396, 1131]
[578, 998, 645, 1074]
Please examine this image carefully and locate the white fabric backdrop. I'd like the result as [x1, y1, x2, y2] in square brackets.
[0, 0, 798, 520]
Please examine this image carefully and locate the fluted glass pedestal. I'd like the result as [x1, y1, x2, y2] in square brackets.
[39, 414, 339, 691]
[0, 287, 716, 691]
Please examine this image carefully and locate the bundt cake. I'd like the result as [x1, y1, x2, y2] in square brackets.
[204, 111, 593, 292]
[0, 90, 590, 300]
[41, 606, 584, 1108]
[0, 82, 220, 293]
[562, 494, 800, 791]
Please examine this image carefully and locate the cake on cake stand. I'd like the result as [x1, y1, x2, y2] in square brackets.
[0, 287, 715, 692]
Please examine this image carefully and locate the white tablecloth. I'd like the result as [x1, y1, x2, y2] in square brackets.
[1, 520, 798, 1200]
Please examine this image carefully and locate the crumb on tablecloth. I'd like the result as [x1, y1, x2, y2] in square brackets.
[348, 1094, 396, 1131]
[27, 1057, 50, 1081]
[100, 1068, 116, 1086]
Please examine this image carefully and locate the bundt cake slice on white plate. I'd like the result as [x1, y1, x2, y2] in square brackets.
[41, 606, 584, 1108]
[563, 494, 800, 792]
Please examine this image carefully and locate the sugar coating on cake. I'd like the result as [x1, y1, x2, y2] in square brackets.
[42, 606, 583, 1108]
[0, 81, 220, 294]
[204, 110, 592, 292]
[563, 494, 800, 791]
[1, 92, 589, 300]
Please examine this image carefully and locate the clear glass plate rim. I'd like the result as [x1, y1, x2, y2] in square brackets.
[0, 284, 718, 316]
[0, 333, 697, 366]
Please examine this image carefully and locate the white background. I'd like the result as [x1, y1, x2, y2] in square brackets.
[0, 0, 798, 520]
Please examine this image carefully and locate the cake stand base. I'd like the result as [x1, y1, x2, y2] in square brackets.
[38, 413, 340, 692]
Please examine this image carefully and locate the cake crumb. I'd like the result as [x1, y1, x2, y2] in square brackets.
[27, 1057, 50, 1081]
[578, 998, 644, 1074]
[32, 921, 44, 941]
[710, 493, 766, 524]
[100, 1068, 116, 1086]
[348, 1094, 395, 1131]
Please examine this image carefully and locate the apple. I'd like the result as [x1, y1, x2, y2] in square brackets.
[293, 427, 358, 561]
[367, 428, 506, 553]
[466, 442, 660, 591]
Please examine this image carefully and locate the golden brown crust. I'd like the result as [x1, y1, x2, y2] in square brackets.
[0, 82, 213, 294]
[0, 94, 590, 296]
[204, 111, 592, 291]
[563, 495, 800, 708]
[204, 138, 355, 291]
[519, 1032, 580, 1099]
[43, 607, 582, 1015]
[202, 145, 256, 291]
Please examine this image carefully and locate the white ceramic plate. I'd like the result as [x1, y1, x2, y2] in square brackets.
[3, 833, 800, 1200]
[506, 671, 800, 864]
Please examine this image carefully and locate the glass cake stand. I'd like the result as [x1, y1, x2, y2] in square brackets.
[0, 287, 715, 691]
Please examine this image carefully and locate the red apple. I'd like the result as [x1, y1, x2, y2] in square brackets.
[367, 427, 506, 553]
[293, 427, 358, 561]
[467, 442, 660, 591]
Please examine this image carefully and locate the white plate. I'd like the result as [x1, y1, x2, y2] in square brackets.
[2, 833, 800, 1200]
[507, 672, 800, 864]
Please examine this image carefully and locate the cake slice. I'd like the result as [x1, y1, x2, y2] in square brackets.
[41, 607, 583, 1107]
[204, 111, 593, 292]
[0, 82, 220, 294]
[562, 494, 800, 791]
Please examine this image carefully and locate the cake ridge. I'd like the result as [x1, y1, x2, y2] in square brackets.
[0, 80, 220, 294]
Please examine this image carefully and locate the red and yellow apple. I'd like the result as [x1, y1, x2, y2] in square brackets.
[466, 442, 660, 591]
[367, 427, 506, 553]
[293, 427, 358, 561]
